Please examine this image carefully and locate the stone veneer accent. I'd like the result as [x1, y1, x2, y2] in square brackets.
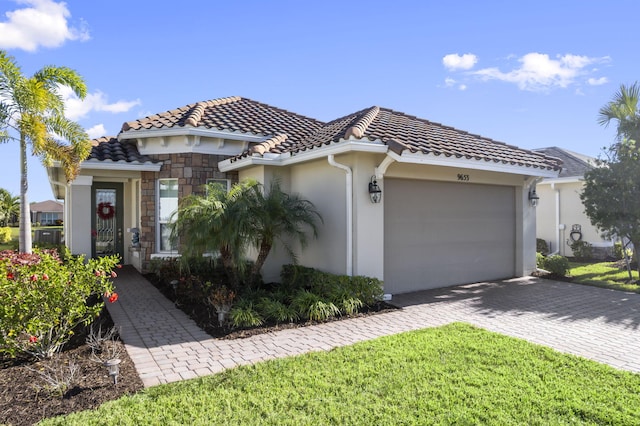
[138, 153, 238, 271]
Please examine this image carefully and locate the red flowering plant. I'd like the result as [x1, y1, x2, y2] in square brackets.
[0, 248, 120, 358]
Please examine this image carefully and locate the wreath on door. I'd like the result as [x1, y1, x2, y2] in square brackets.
[97, 202, 115, 220]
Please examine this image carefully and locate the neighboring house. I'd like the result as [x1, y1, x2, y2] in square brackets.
[533, 147, 612, 257]
[30, 200, 64, 225]
[47, 97, 561, 294]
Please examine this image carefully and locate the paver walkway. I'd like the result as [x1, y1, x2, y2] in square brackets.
[107, 267, 640, 387]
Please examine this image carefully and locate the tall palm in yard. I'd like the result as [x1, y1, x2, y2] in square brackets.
[246, 180, 321, 286]
[597, 82, 640, 151]
[171, 180, 258, 286]
[0, 188, 19, 226]
[0, 50, 90, 253]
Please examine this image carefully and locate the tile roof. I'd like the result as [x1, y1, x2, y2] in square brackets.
[116, 96, 561, 172]
[86, 136, 159, 165]
[121, 97, 324, 144]
[533, 147, 594, 178]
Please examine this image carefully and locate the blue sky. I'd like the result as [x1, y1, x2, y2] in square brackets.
[1, 0, 638, 202]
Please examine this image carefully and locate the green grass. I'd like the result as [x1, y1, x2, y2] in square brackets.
[41, 323, 640, 425]
[570, 261, 640, 293]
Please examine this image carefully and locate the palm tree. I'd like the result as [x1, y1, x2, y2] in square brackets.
[171, 180, 258, 286]
[0, 188, 19, 226]
[597, 82, 640, 154]
[0, 50, 90, 253]
[245, 180, 321, 286]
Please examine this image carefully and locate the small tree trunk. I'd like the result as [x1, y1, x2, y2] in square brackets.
[219, 245, 238, 287]
[19, 135, 32, 254]
[251, 240, 272, 286]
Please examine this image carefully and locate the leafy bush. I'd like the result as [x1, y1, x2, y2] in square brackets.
[257, 297, 298, 323]
[570, 240, 593, 260]
[0, 227, 11, 243]
[542, 255, 570, 276]
[230, 300, 263, 328]
[536, 252, 545, 269]
[281, 265, 383, 306]
[0, 248, 120, 358]
[614, 242, 634, 260]
[291, 290, 341, 321]
[536, 238, 549, 255]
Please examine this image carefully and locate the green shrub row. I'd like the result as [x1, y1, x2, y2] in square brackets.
[230, 265, 383, 328]
[0, 248, 120, 358]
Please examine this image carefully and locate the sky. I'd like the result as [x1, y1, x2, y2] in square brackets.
[0, 0, 638, 202]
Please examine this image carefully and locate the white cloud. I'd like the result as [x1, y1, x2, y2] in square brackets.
[86, 124, 107, 139]
[443, 53, 478, 71]
[59, 86, 141, 121]
[471, 52, 610, 92]
[0, 0, 89, 51]
[444, 77, 456, 87]
[458, 84, 467, 91]
[587, 76, 608, 86]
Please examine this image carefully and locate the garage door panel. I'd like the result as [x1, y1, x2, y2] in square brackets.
[384, 179, 515, 294]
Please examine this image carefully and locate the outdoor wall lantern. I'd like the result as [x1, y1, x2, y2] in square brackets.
[528, 188, 540, 207]
[369, 176, 382, 204]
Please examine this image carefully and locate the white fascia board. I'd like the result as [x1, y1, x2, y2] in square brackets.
[387, 151, 560, 178]
[78, 160, 162, 172]
[118, 127, 266, 143]
[219, 140, 388, 172]
[538, 176, 583, 185]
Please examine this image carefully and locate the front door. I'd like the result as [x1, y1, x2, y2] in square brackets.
[92, 183, 124, 259]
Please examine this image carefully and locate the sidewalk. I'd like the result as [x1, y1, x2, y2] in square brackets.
[107, 267, 640, 387]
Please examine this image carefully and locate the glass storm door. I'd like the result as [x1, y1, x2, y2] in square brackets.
[92, 183, 124, 258]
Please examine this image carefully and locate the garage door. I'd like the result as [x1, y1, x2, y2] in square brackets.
[384, 179, 515, 294]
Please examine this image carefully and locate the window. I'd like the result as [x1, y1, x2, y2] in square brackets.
[158, 179, 178, 252]
[206, 178, 231, 192]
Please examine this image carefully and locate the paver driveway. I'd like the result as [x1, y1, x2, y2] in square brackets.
[107, 267, 640, 387]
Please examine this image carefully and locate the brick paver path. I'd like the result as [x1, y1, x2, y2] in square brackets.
[107, 267, 640, 387]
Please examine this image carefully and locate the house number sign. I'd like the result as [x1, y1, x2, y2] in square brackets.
[457, 173, 470, 182]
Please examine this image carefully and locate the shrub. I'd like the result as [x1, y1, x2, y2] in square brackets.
[0, 248, 120, 358]
[614, 241, 634, 260]
[542, 255, 570, 276]
[536, 252, 545, 269]
[536, 238, 549, 255]
[291, 289, 341, 321]
[570, 240, 593, 260]
[281, 265, 383, 307]
[257, 297, 299, 323]
[0, 227, 11, 243]
[230, 300, 263, 328]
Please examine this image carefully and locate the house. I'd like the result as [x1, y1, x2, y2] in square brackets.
[533, 147, 612, 258]
[47, 97, 561, 294]
[30, 200, 64, 225]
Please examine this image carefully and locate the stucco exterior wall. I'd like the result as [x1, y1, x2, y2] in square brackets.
[536, 180, 610, 257]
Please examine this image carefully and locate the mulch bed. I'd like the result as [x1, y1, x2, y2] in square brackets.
[1, 275, 397, 425]
[0, 312, 143, 426]
[144, 273, 399, 340]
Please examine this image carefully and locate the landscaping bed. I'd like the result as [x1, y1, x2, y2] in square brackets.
[144, 271, 398, 340]
[0, 311, 143, 426]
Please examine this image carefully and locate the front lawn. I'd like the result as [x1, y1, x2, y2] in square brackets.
[42, 323, 640, 425]
[569, 261, 640, 293]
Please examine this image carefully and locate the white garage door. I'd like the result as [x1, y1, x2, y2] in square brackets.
[384, 179, 515, 294]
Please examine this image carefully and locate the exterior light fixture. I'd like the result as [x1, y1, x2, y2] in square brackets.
[528, 188, 540, 207]
[104, 358, 121, 384]
[369, 176, 382, 204]
[170, 279, 179, 295]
